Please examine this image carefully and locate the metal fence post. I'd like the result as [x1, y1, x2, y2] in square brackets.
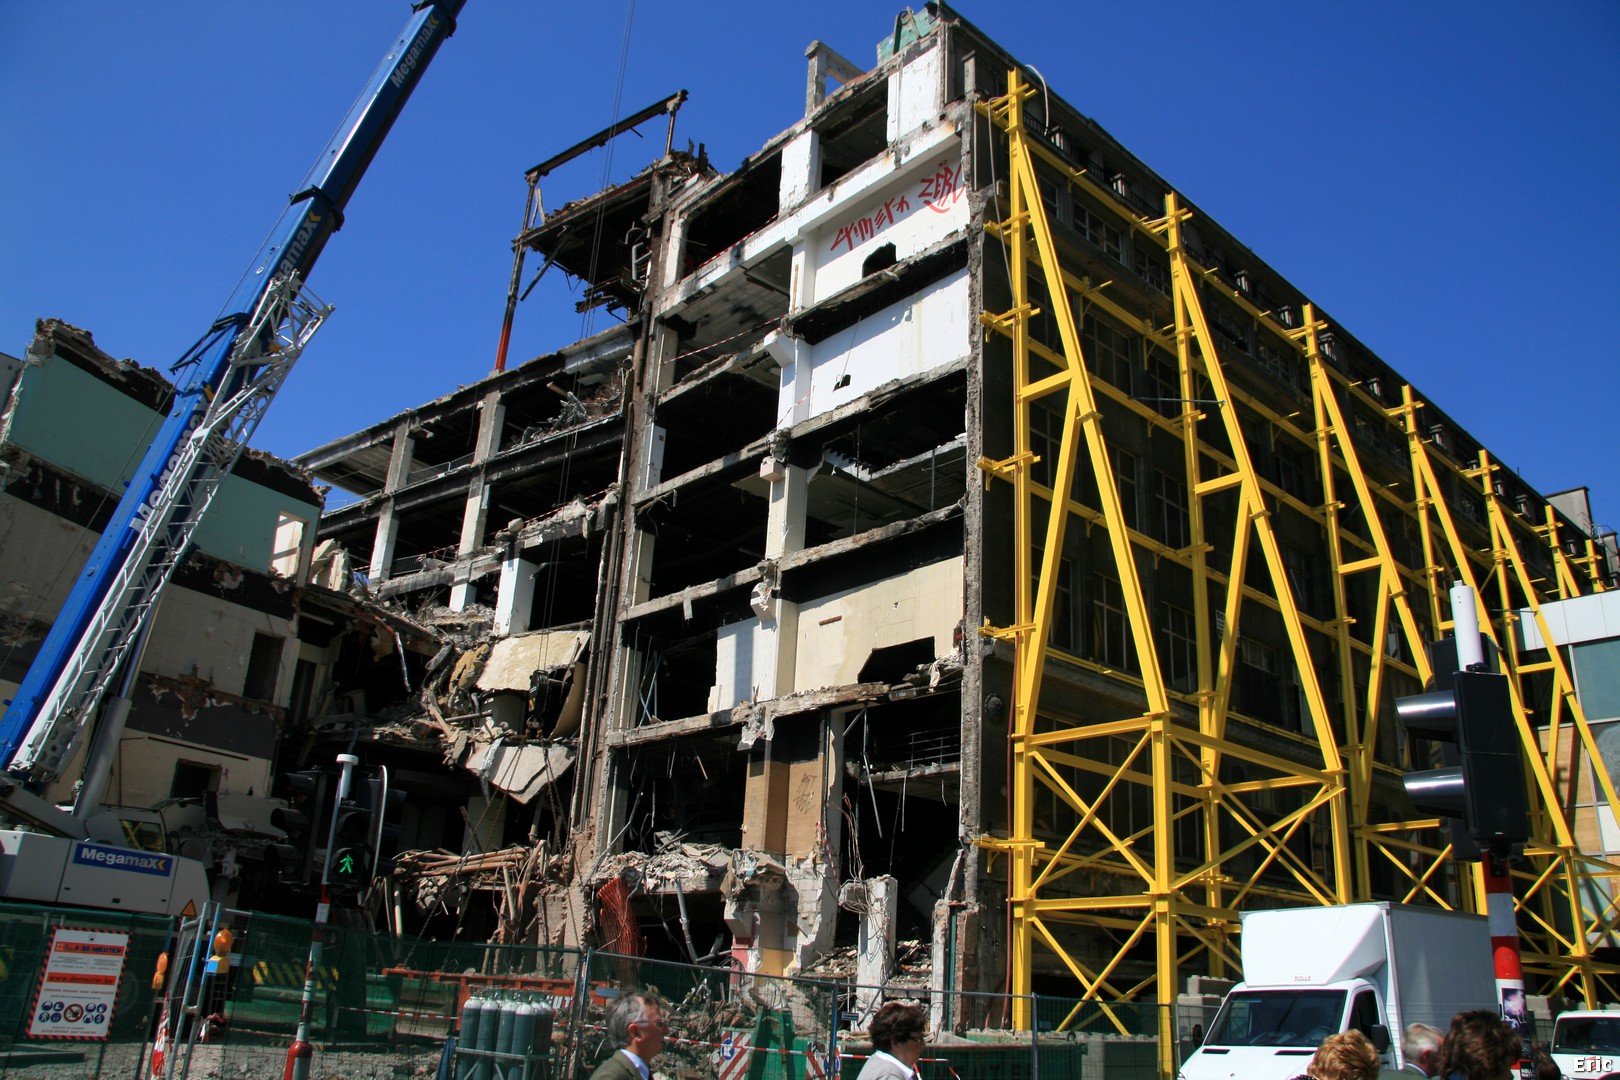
[1030, 991, 1039, 1079]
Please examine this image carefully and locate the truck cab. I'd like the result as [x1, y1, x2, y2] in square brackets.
[1551, 1011, 1620, 1080]
[1177, 903, 1494, 1080]
[1180, 980, 1389, 1080]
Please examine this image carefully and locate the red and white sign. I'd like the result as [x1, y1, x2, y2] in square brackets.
[717, 1031, 755, 1080]
[28, 928, 129, 1040]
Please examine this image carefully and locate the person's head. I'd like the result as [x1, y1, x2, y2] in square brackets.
[605, 991, 666, 1062]
[869, 1002, 928, 1067]
[1306, 1029, 1381, 1080]
[1439, 1009, 1521, 1080]
[1532, 1046, 1563, 1080]
[1402, 1022, 1445, 1076]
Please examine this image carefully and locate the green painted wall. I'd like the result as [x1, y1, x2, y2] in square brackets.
[6, 352, 164, 490]
[7, 353, 320, 571]
[192, 474, 318, 570]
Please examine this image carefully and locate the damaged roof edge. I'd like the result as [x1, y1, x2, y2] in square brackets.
[26, 318, 174, 415]
[292, 323, 635, 471]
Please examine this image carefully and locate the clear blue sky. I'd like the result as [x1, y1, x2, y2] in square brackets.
[2, 2, 1617, 533]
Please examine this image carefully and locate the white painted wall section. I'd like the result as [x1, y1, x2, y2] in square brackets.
[140, 589, 296, 696]
[777, 269, 969, 425]
[1518, 590, 1620, 650]
[494, 556, 537, 637]
[779, 129, 820, 212]
[809, 151, 968, 300]
[711, 603, 802, 713]
[663, 123, 960, 311]
[887, 44, 943, 142]
[793, 557, 963, 689]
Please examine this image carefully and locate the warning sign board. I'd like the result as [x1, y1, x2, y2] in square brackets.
[28, 928, 129, 1040]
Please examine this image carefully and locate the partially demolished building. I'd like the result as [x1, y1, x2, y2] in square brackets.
[296, 1, 1620, 1039]
[0, 320, 456, 912]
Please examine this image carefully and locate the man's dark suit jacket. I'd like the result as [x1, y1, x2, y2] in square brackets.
[587, 1049, 644, 1080]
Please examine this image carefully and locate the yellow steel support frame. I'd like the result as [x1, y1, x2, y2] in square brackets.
[974, 70, 1620, 1074]
[1382, 395, 1620, 1002]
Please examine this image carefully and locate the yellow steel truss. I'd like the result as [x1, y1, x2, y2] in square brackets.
[974, 71, 1620, 1076]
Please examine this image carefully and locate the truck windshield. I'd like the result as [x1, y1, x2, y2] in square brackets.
[1206, 990, 1347, 1048]
[1554, 1016, 1620, 1054]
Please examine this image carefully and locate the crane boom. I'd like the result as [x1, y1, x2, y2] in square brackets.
[0, 1, 466, 798]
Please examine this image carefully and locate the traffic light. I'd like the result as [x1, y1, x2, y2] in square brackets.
[366, 775, 407, 877]
[328, 797, 374, 894]
[1396, 667, 1530, 857]
[270, 769, 326, 884]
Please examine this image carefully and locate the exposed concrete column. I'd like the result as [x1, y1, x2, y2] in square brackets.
[464, 793, 504, 855]
[367, 420, 414, 583]
[764, 330, 814, 430]
[788, 241, 818, 313]
[473, 389, 506, 461]
[751, 455, 808, 699]
[804, 39, 864, 115]
[622, 324, 681, 613]
[843, 875, 899, 1020]
[451, 389, 505, 610]
[737, 716, 844, 976]
[493, 554, 536, 637]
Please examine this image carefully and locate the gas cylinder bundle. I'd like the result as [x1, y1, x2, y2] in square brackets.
[455, 990, 555, 1080]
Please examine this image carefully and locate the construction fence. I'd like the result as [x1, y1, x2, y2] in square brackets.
[0, 899, 1181, 1078]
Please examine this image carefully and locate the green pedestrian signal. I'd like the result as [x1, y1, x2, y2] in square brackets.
[328, 846, 370, 892]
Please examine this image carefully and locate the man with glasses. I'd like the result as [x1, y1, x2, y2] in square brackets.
[858, 1001, 928, 1078]
[589, 990, 667, 1080]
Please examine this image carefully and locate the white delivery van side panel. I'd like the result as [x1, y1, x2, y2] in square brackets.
[1239, 905, 1389, 986]
[1386, 906, 1495, 1031]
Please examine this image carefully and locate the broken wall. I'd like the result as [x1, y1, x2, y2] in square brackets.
[2, 337, 322, 571]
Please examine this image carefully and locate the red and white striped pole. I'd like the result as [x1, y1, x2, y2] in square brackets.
[1484, 852, 1532, 1077]
[1483, 853, 1524, 1010]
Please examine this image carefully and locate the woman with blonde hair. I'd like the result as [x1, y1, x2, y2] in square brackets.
[1289, 1029, 1382, 1080]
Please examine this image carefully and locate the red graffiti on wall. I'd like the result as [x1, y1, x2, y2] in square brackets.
[918, 159, 963, 213]
[827, 158, 963, 252]
[830, 194, 912, 253]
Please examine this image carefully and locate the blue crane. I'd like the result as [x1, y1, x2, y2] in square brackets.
[0, 1, 466, 844]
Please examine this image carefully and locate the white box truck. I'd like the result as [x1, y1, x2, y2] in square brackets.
[1178, 903, 1496, 1080]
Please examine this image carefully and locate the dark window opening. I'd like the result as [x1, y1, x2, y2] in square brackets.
[662, 248, 791, 385]
[171, 760, 220, 800]
[520, 538, 604, 631]
[803, 374, 967, 545]
[243, 632, 283, 702]
[816, 81, 888, 190]
[683, 153, 783, 274]
[499, 364, 628, 450]
[862, 243, 897, 277]
[630, 889, 730, 966]
[621, 739, 744, 850]
[640, 473, 768, 599]
[655, 366, 780, 480]
[288, 659, 317, 724]
[631, 630, 722, 726]
[858, 638, 938, 683]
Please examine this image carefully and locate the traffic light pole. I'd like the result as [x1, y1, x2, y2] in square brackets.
[1450, 586, 1530, 1068]
[1485, 853, 1530, 1048]
[1450, 582, 1484, 670]
[284, 752, 358, 1080]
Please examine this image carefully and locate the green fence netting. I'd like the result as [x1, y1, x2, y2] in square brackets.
[0, 900, 173, 1079]
[0, 899, 1211, 1079]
